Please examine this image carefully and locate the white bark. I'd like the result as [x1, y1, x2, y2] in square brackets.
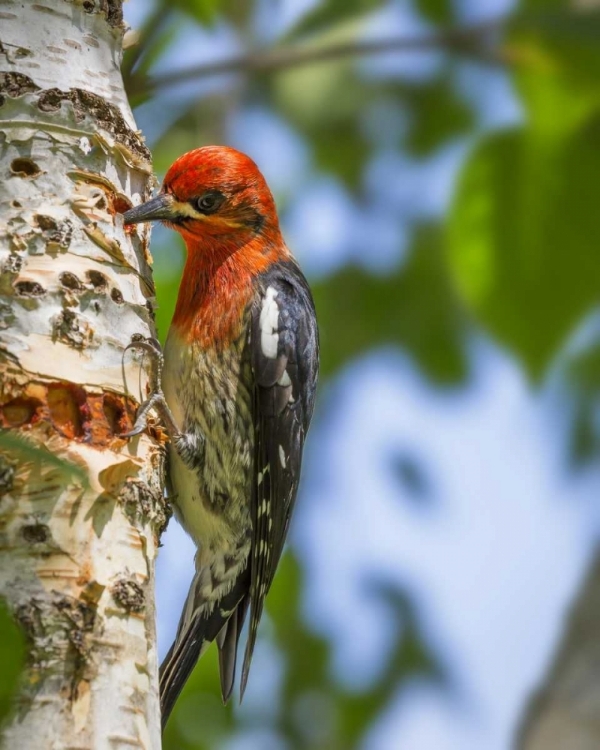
[0, 1, 164, 747]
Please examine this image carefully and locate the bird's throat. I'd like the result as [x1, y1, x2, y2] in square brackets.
[171, 234, 281, 349]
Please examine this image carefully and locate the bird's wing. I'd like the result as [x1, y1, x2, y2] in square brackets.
[240, 259, 319, 697]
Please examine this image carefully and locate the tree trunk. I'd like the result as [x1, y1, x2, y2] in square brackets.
[517, 550, 600, 750]
[0, 1, 165, 747]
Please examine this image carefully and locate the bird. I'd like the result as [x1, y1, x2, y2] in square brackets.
[121, 146, 319, 729]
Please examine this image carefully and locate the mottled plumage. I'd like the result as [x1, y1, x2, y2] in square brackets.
[122, 146, 318, 730]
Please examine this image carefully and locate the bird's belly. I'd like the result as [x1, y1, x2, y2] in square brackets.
[162, 326, 253, 553]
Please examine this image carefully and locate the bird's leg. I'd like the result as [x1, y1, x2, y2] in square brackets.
[121, 336, 180, 439]
[122, 338, 205, 469]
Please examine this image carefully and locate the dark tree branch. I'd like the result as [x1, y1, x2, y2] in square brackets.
[517, 551, 600, 750]
[127, 17, 506, 97]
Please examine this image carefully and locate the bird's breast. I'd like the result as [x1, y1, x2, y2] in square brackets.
[162, 318, 254, 552]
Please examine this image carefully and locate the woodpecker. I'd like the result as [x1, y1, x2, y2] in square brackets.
[121, 146, 319, 729]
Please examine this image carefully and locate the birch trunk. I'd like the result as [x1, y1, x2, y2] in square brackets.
[0, 1, 165, 747]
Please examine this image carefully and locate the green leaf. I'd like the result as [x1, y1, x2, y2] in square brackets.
[448, 11, 600, 378]
[312, 225, 467, 383]
[0, 430, 89, 488]
[269, 54, 374, 188]
[560, 340, 600, 466]
[416, 0, 455, 25]
[217, 0, 254, 29]
[402, 74, 473, 154]
[449, 124, 600, 377]
[520, 0, 569, 10]
[0, 598, 25, 726]
[509, 10, 600, 137]
[285, 0, 386, 42]
[169, 0, 220, 25]
[313, 120, 371, 187]
[151, 97, 232, 176]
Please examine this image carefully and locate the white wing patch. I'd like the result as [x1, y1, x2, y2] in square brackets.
[259, 286, 279, 359]
[277, 370, 291, 387]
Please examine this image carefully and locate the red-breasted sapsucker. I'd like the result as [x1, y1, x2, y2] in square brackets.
[122, 146, 319, 729]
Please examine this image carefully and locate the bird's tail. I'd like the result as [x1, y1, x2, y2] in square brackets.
[159, 568, 249, 731]
[216, 594, 250, 703]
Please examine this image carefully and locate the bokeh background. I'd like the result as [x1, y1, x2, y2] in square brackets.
[123, 0, 600, 748]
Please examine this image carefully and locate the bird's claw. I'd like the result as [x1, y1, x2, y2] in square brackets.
[120, 395, 155, 438]
[124, 335, 162, 361]
[121, 335, 180, 440]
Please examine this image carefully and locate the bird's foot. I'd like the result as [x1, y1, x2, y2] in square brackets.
[121, 335, 180, 439]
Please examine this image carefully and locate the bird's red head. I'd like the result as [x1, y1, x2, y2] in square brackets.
[123, 146, 283, 258]
[122, 146, 291, 343]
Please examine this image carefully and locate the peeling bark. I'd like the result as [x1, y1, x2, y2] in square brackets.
[0, 1, 164, 747]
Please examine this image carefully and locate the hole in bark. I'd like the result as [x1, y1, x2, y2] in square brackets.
[3, 254, 23, 274]
[52, 309, 94, 349]
[83, 0, 94, 10]
[86, 270, 108, 292]
[11, 200, 22, 208]
[112, 578, 145, 613]
[10, 158, 41, 178]
[110, 287, 124, 304]
[102, 393, 127, 434]
[35, 214, 57, 231]
[36, 215, 73, 250]
[94, 193, 108, 210]
[22, 523, 49, 543]
[1, 71, 38, 97]
[2, 397, 41, 427]
[15, 280, 45, 297]
[113, 196, 132, 215]
[59, 271, 83, 291]
[47, 383, 86, 439]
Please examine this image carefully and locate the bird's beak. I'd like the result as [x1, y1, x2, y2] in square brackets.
[122, 194, 176, 225]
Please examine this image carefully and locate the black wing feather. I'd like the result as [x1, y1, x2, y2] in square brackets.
[240, 259, 319, 696]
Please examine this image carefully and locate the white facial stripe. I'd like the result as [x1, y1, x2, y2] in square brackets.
[260, 286, 279, 359]
[170, 200, 244, 229]
[172, 200, 204, 219]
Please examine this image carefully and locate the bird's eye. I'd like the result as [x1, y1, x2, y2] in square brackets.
[196, 191, 224, 214]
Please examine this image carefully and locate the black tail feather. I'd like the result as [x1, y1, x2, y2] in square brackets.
[159, 570, 250, 731]
[159, 619, 205, 731]
[217, 596, 250, 703]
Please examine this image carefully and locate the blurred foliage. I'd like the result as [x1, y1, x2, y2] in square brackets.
[169, 0, 220, 25]
[313, 225, 466, 382]
[418, 0, 454, 25]
[284, 0, 387, 41]
[121, 0, 600, 746]
[163, 556, 439, 750]
[448, 9, 600, 379]
[0, 599, 25, 727]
